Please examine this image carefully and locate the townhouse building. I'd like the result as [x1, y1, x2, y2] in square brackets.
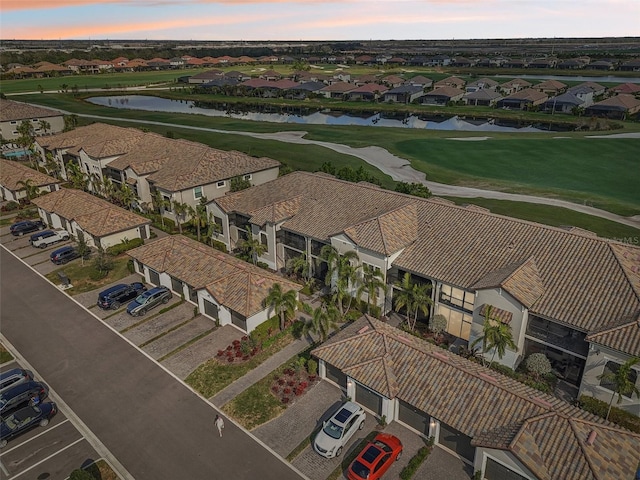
[207, 172, 640, 416]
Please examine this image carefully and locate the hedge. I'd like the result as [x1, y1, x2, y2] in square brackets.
[106, 237, 144, 255]
[578, 395, 640, 433]
[399, 437, 435, 479]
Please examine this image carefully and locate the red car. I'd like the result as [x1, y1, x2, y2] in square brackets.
[347, 433, 403, 480]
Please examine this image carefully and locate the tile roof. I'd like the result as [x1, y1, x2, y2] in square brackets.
[480, 304, 513, 324]
[590, 94, 640, 110]
[425, 86, 465, 98]
[313, 317, 640, 480]
[0, 99, 63, 122]
[0, 158, 61, 190]
[585, 312, 640, 356]
[32, 188, 149, 237]
[215, 172, 640, 333]
[502, 88, 548, 102]
[127, 235, 301, 317]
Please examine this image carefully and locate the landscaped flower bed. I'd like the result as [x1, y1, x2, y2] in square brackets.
[270, 365, 318, 405]
[215, 336, 261, 364]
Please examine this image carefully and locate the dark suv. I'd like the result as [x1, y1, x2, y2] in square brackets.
[10, 220, 45, 236]
[0, 381, 49, 417]
[97, 282, 147, 310]
[50, 245, 81, 265]
[126, 286, 172, 316]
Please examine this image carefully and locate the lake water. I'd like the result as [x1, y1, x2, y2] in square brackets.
[86, 95, 558, 133]
[493, 74, 640, 84]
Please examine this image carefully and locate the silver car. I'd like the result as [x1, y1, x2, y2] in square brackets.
[126, 286, 172, 316]
[313, 401, 366, 458]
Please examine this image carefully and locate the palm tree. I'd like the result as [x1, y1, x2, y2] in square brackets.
[38, 120, 51, 135]
[65, 161, 88, 191]
[191, 197, 208, 242]
[320, 245, 361, 317]
[151, 189, 168, 228]
[172, 200, 189, 234]
[393, 273, 433, 331]
[357, 264, 388, 316]
[117, 183, 136, 210]
[240, 225, 267, 265]
[264, 283, 298, 331]
[597, 357, 640, 420]
[43, 152, 60, 178]
[301, 303, 339, 342]
[16, 179, 39, 203]
[471, 306, 518, 367]
[287, 252, 311, 282]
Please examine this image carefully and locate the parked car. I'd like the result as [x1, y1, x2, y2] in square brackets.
[313, 401, 366, 458]
[126, 286, 172, 316]
[0, 381, 49, 417]
[30, 230, 53, 243]
[31, 229, 70, 249]
[0, 402, 57, 448]
[50, 245, 83, 265]
[0, 369, 33, 394]
[347, 433, 403, 480]
[10, 220, 45, 236]
[97, 282, 147, 310]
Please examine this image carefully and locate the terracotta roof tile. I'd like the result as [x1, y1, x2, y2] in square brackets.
[127, 235, 300, 317]
[313, 317, 640, 480]
[0, 158, 61, 190]
[32, 188, 149, 237]
[0, 99, 62, 122]
[586, 312, 640, 356]
[480, 304, 513, 324]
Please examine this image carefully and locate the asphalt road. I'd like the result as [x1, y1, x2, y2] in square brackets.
[0, 247, 304, 480]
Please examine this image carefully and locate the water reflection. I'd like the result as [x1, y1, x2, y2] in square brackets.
[87, 95, 551, 132]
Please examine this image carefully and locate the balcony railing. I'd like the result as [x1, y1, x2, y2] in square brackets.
[526, 319, 588, 357]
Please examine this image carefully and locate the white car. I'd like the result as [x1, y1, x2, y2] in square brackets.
[31, 229, 70, 249]
[313, 401, 366, 458]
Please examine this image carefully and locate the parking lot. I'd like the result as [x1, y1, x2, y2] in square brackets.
[1, 220, 473, 480]
[0, 360, 119, 480]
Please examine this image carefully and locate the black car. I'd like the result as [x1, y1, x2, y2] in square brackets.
[0, 402, 57, 448]
[50, 245, 82, 265]
[97, 282, 147, 310]
[10, 220, 45, 236]
[0, 381, 49, 417]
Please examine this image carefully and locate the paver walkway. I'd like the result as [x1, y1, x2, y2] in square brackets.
[211, 335, 313, 406]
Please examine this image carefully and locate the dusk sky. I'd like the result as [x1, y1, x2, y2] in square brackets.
[1, 0, 639, 41]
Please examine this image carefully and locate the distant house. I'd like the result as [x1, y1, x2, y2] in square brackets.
[450, 57, 475, 68]
[568, 81, 606, 99]
[542, 93, 584, 114]
[32, 188, 151, 249]
[465, 78, 499, 93]
[0, 158, 61, 202]
[421, 86, 465, 105]
[587, 60, 615, 71]
[434, 76, 466, 89]
[381, 75, 405, 88]
[187, 69, 224, 84]
[497, 89, 548, 110]
[383, 85, 425, 104]
[127, 235, 301, 333]
[619, 59, 640, 72]
[404, 75, 433, 89]
[259, 70, 282, 81]
[463, 89, 503, 107]
[353, 74, 380, 86]
[584, 94, 640, 119]
[318, 82, 356, 99]
[287, 81, 327, 99]
[534, 79, 567, 96]
[346, 83, 388, 101]
[0, 99, 65, 140]
[609, 83, 640, 95]
[499, 79, 532, 95]
[528, 57, 557, 69]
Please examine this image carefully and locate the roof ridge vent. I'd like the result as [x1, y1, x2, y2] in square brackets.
[357, 326, 370, 334]
[586, 430, 597, 446]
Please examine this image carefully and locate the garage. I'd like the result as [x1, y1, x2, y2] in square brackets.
[438, 422, 475, 462]
[148, 269, 160, 286]
[203, 299, 219, 320]
[325, 363, 347, 391]
[484, 458, 529, 480]
[354, 382, 383, 416]
[398, 399, 430, 435]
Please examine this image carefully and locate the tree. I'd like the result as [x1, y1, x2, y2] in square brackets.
[357, 264, 387, 316]
[301, 303, 339, 342]
[230, 176, 252, 192]
[151, 189, 169, 228]
[286, 253, 311, 282]
[116, 183, 136, 209]
[320, 245, 360, 318]
[16, 120, 36, 168]
[191, 197, 208, 242]
[470, 306, 517, 367]
[43, 152, 60, 178]
[65, 161, 88, 191]
[239, 225, 266, 265]
[38, 119, 51, 135]
[393, 272, 432, 331]
[172, 200, 189, 234]
[63, 114, 78, 131]
[264, 283, 298, 331]
[16, 179, 39, 203]
[76, 231, 91, 266]
[395, 182, 432, 198]
[597, 357, 640, 420]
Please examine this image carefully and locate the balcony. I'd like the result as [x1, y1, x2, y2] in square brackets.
[526, 316, 588, 357]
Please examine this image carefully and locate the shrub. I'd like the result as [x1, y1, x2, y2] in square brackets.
[283, 387, 291, 395]
[399, 437, 434, 480]
[88, 267, 108, 281]
[578, 395, 640, 433]
[523, 353, 552, 377]
[69, 470, 94, 480]
[126, 259, 135, 273]
[106, 238, 144, 256]
[281, 397, 290, 404]
[1, 201, 20, 212]
[307, 359, 318, 376]
[429, 314, 447, 336]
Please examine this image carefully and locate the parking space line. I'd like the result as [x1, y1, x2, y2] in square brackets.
[0, 419, 70, 456]
[6, 437, 85, 480]
[0, 458, 9, 476]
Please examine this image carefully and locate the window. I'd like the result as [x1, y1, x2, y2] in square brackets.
[217, 181, 226, 188]
[260, 232, 269, 253]
[439, 284, 474, 312]
[600, 361, 638, 396]
[163, 196, 172, 212]
[436, 304, 473, 340]
[194, 186, 203, 199]
[363, 262, 381, 274]
[243, 174, 252, 181]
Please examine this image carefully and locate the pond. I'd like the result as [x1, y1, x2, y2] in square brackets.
[492, 74, 640, 84]
[86, 95, 562, 133]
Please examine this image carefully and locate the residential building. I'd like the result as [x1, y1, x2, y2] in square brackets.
[312, 316, 640, 480]
[463, 89, 503, 107]
[465, 78, 499, 93]
[533, 79, 567, 96]
[0, 99, 65, 140]
[0, 158, 61, 202]
[32, 188, 151, 249]
[206, 172, 640, 414]
[127, 235, 301, 333]
[421, 86, 465, 105]
[346, 83, 388, 101]
[497, 89, 548, 110]
[542, 93, 584, 114]
[584, 94, 640, 119]
[383, 85, 426, 104]
[434, 76, 466, 89]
